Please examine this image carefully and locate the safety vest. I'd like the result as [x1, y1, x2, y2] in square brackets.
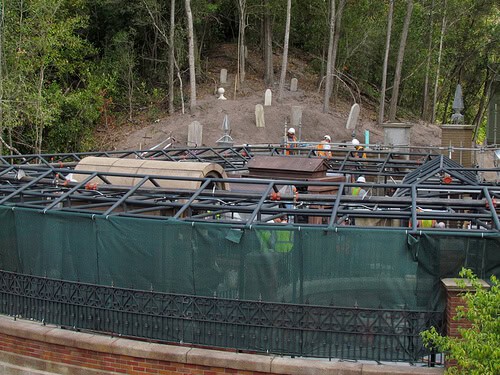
[285, 135, 297, 155]
[352, 187, 361, 196]
[419, 219, 435, 228]
[258, 230, 293, 253]
[317, 142, 331, 158]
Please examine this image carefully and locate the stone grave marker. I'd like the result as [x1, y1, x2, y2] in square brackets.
[255, 104, 265, 128]
[220, 69, 228, 85]
[290, 78, 298, 92]
[264, 89, 272, 106]
[188, 121, 203, 147]
[291, 106, 302, 130]
[346, 103, 360, 131]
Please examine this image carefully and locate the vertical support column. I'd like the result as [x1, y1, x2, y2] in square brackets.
[441, 278, 490, 368]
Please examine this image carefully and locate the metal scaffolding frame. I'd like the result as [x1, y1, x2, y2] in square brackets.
[1, 145, 498, 179]
[0, 150, 498, 232]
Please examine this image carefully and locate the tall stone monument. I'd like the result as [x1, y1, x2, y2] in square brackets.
[441, 84, 474, 167]
[216, 115, 234, 147]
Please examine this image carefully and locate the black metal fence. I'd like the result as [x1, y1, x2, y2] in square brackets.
[0, 270, 443, 363]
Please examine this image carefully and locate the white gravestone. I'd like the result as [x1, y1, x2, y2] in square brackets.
[220, 69, 228, 85]
[188, 121, 203, 147]
[255, 104, 265, 128]
[264, 89, 272, 106]
[291, 106, 302, 129]
[290, 78, 298, 92]
[346, 103, 360, 130]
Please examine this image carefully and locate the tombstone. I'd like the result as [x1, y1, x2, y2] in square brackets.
[290, 78, 298, 92]
[220, 69, 228, 85]
[188, 121, 203, 147]
[216, 115, 234, 147]
[264, 89, 272, 106]
[255, 104, 265, 128]
[345, 103, 360, 132]
[217, 87, 227, 100]
[291, 106, 302, 133]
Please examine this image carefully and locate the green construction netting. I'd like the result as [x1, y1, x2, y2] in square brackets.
[0, 206, 498, 310]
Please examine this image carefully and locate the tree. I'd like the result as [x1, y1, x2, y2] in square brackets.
[322, 0, 335, 113]
[388, 0, 413, 122]
[169, 0, 175, 115]
[236, 0, 247, 86]
[185, 0, 196, 111]
[263, 0, 273, 86]
[421, 268, 499, 375]
[378, 0, 394, 124]
[278, 0, 291, 102]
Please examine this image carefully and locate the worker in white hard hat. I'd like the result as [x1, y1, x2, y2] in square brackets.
[351, 138, 366, 159]
[284, 127, 297, 155]
[317, 135, 332, 158]
[352, 175, 368, 198]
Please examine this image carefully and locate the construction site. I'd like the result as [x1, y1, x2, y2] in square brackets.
[0, 134, 499, 369]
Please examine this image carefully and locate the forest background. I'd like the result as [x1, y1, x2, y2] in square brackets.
[0, 0, 498, 154]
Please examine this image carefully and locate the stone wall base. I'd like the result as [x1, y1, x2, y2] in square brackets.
[0, 315, 443, 375]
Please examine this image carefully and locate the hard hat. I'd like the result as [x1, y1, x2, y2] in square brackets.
[324, 135, 331, 141]
[288, 127, 295, 134]
[352, 138, 360, 146]
[356, 176, 366, 183]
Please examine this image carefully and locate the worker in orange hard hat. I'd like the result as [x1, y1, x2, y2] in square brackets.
[284, 127, 297, 155]
[317, 135, 332, 158]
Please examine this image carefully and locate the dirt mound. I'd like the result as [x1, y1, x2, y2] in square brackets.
[112, 44, 442, 151]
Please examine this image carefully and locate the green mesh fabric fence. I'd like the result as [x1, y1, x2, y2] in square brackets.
[0, 206, 498, 310]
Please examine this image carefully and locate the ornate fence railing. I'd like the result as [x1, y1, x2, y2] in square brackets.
[0, 270, 443, 363]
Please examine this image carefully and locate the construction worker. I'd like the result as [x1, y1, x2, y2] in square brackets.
[411, 208, 443, 228]
[352, 138, 366, 159]
[352, 176, 368, 198]
[317, 135, 332, 158]
[284, 128, 297, 155]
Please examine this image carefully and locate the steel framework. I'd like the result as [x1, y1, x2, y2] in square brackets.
[0, 154, 498, 232]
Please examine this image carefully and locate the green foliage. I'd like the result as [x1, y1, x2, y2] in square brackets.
[421, 268, 500, 375]
[1, 0, 498, 153]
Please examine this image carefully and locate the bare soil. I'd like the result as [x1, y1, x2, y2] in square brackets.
[109, 44, 444, 152]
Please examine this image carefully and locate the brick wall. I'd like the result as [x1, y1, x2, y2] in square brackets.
[0, 315, 443, 375]
[441, 278, 490, 369]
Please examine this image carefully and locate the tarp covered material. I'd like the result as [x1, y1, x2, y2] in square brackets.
[74, 156, 229, 190]
[0, 206, 498, 311]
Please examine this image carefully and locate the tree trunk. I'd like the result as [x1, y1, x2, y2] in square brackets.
[263, 0, 273, 87]
[388, 0, 413, 122]
[432, 0, 447, 124]
[185, 0, 196, 111]
[0, 0, 4, 154]
[278, 0, 291, 102]
[36, 65, 46, 154]
[473, 69, 491, 129]
[330, 0, 346, 106]
[322, 0, 336, 113]
[421, 0, 435, 121]
[237, 0, 247, 85]
[378, 0, 394, 124]
[168, 0, 175, 115]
